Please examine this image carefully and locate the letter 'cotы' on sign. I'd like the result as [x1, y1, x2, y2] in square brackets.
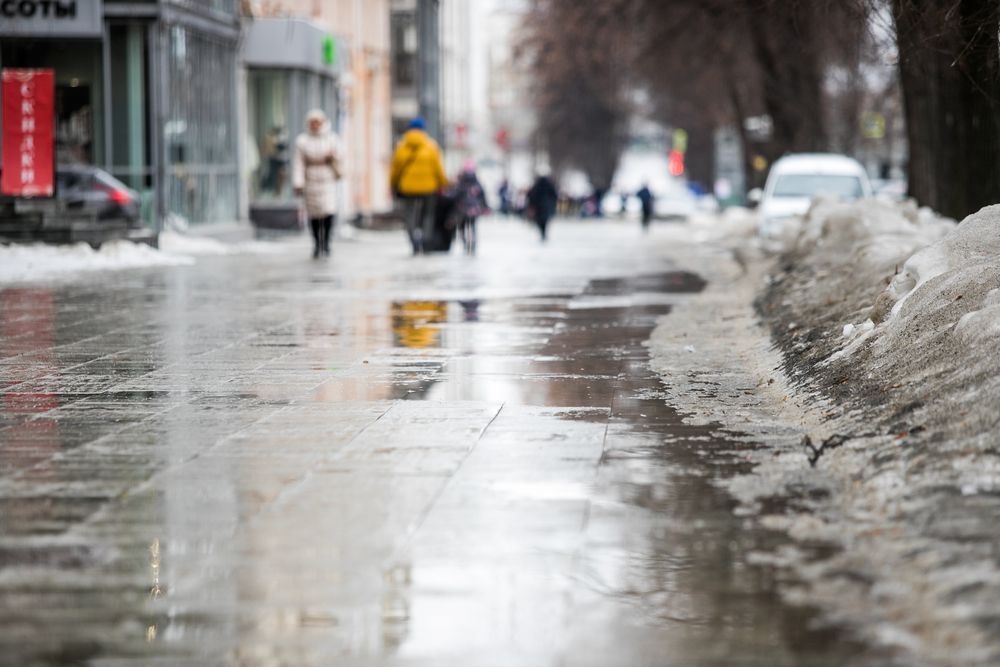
[0, 1, 79, 19]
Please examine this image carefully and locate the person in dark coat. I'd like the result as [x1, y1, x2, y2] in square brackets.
[636, 183, 655, 231]
[498, 179, 511, 216]
[526, 171, 558, 242]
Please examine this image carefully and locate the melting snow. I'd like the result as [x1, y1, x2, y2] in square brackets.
[1, 230, 294, 284]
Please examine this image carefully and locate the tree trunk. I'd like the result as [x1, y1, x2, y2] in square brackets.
[747, 2, 827, 159]
[685, 122, 715, 191]
[956, 0, 1000, 217]
[893, 0, 1000, 220]
[727, 81, 758, 192]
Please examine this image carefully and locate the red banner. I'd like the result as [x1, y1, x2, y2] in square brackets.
[1, 69, 55, 198]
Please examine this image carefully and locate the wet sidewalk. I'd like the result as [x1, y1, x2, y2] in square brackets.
[0, 221, 864, 665]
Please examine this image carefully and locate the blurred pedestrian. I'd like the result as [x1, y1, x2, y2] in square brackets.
[451, 160, 489, 255]
[498, 179, 511, 215]
[293, 109, 342, 258]
[261, 125, 289, 194]
[636, 183, 654, 231]
[390, 117, 447, 254]
[526, 170, 558, 242]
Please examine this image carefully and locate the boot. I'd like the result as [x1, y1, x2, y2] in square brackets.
[322, 217, 333, 256]
[310, 219, 322, 258]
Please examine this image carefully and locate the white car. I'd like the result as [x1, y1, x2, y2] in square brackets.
[752, 153, 872, 236]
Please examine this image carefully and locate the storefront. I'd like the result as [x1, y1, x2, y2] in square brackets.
[0, 2, 107, 169]
[0, 0, 241, 229]
[243, 18, 344, 232]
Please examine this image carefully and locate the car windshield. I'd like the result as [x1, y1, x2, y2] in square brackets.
[772, 174, 863, 199]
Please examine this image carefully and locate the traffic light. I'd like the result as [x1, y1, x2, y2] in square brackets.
[668, 149, 685, 177]
[669, 128, 687, 176]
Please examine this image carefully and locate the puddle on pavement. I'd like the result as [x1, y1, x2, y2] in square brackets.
[373, 272, 870, 666]
[0, 260, 875, 665]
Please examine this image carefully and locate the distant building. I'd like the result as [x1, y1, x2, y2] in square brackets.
[389, 0, 442, 147]
[244, 0, 394, 218]
[240, 17, 346, 231]
[440, 0, 473, 174]
[389, 0, 421, 140]
[485, 4, 536, 188]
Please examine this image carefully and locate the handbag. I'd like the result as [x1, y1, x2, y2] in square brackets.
[296, 202, 307, 230]
[327, 153, 342, 180]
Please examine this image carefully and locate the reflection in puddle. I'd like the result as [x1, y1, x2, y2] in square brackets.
[391, 300, 448, 349]
[391, 272, 866, 666]
[0, 242, 870, 666]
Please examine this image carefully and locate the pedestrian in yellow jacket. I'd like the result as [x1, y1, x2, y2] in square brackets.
[390, 117, 447, 254]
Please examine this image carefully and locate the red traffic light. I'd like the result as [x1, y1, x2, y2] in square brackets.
[668, 149, 685, 177]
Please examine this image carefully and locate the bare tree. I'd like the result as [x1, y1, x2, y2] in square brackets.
[520, 0, 633, 190]
[635, 0, 869, 184]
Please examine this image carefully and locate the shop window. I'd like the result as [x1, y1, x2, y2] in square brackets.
[0, 40, 105, 166]
[248, 70, 291, 202]
[247, 68, 338, 206]
[164, 26, 238, 224]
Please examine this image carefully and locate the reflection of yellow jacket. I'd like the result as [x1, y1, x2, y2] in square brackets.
[390, 130, 447, 196]
[391, 301, 447, 349]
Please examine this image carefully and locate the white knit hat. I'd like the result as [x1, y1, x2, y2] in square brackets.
[306, 109, 327, 124]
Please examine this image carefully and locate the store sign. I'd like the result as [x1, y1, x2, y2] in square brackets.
[1, 69, 56, 198]
[323, 36, 336, 66]
[245, 19, 345, 75]
[0, 1, 102, 38]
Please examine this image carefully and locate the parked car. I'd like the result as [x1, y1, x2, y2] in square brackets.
[751, 153, 872, 236]
[57, 164, 141, 225]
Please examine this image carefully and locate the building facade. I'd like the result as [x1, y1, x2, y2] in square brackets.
[244, 0, 394, 218]
[485, 3, 537, 189]
[242, 17, 344, 230]
[0, 0, 243, 227]
[440, 0, 473, 174]
[390, 0, 443, 149]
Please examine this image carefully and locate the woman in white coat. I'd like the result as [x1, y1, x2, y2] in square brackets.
[293, 109, 342, 258]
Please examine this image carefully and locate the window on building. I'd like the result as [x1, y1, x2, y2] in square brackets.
[164, 26, 239, 224]
[1, 40, 105, 166]
[391, 12, 417, 89]
[247, 69, 339, 205]
[248, 70, 291, 202]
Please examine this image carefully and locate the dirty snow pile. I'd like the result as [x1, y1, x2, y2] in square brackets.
[760, 199, 998, 465]
[755, 199, 1000, 663]
[687, 206, 759, 244]
[0, 240, 195, 283]
[0, 231, 294, 284]
[648, 200, 999, 663]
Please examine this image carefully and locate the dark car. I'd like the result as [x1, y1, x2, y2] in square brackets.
[57, 164, 141, 225]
